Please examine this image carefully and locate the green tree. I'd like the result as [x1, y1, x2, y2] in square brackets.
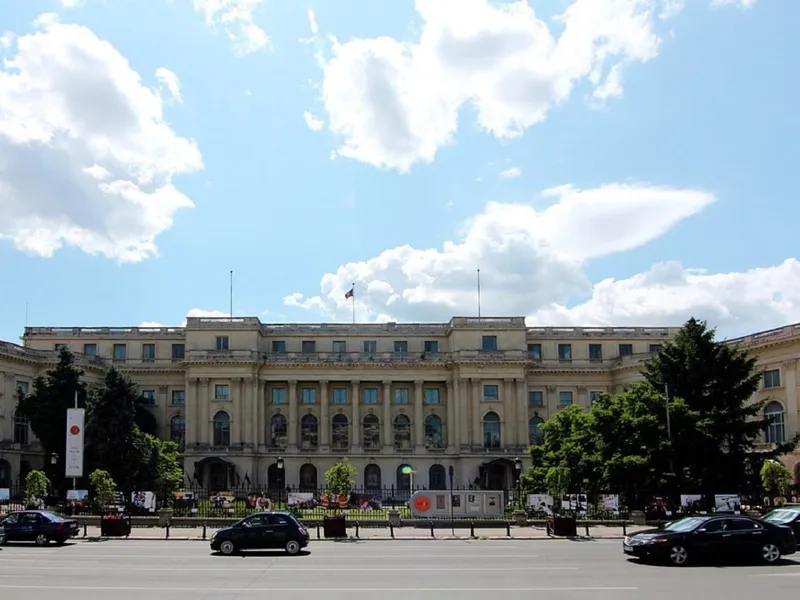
[324, 458, 357, 500]
[89, 469, 117, 512]
[761, 460, 793, 496]
[25, 470, 49, 506]
[140, 436, 183, 507]
[643, 317, 799, 494]
[16, 348, 88, 485]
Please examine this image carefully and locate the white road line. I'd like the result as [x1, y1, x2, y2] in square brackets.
[0, 585, 637, 592]
[753, 572, 800, 577]
[0, 566, 578, 572]
[0, 553, 544, 559]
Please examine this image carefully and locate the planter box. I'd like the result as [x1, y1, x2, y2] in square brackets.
[323, 515, 347, 538]
[546, 515, 577, 537]
[100, 518, 131, 537]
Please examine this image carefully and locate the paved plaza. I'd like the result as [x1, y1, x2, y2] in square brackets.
[1, 538, 800, 599]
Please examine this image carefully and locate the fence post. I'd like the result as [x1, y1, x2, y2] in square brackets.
[390, 522, 394, 538]
[430, 520, 435, 538]
[202, 523, 207, 540]
[83, 522, 87, 538]
[470, 522, 475, 538]
[585, 523, 590, 537]
[165, 523, 170, 539]
[316, 523, 320, 539]
[355, 522, 360, 538]
[506, 522, 511, 537]
[622, 522, 627, 536]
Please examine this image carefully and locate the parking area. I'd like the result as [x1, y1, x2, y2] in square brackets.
[1, 538, 800, 599]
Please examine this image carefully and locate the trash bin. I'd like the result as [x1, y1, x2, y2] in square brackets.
[546, 515, 577, 537]
[323, 515, 347, 538]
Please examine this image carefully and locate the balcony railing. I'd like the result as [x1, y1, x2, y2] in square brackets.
[459, 444, 529, 454]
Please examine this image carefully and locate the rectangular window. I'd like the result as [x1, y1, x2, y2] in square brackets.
[54, 343, 67, 351]
[214, 384, 229, 400]
[424, 388, 440, 404]
[271, 388, 286, 404]
[333, 388, 348, 404]
[332, 341, 347, 354]
[215, 336, 229, 351]
[764, 369, 781, 389]
[558, 344, 572, 360]
[589, 344, 603, 361]
[619, 343, 633, 356]
[271, 340, 286, 353]
[649, 344, 662, 354]
[363, 388, 378, 404]
[112, 344, 127, 360]
[302, 341, 316, 353]
[16, 381, 29, 394]
[83, 343, 97, 356]
[424, 340, 439, 353]
[528, 343, 542, 359]
[393, 341, 408, 353]
[559, 391, 573, 406]
[302, 388, 317, 404]
[483, 384, 499, 401]
[394, 387, 410, 404]
[363, 340, 377, 353]
[589, 391, 601, 404]
[481, 336, 498, 351]
[171, 344, 185, 359]
[141, 390, 156, 405]
[171, 390, 185, 405]
[141, 343, 156, 360]
[528, 390, 543, 407]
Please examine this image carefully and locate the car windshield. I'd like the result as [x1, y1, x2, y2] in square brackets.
[763, 509, 800, 524]
[40, 511, 66, 521]
[663, 517, 707, 532]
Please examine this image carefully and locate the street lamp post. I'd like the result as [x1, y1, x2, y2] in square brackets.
[277, 456, 284, 506]
[514, 457, 523, 508]
[448, 465, 455, 536]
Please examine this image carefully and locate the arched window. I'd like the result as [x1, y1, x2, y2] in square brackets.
[299, 463, 318, 490]
[212, 411, 230, 447]
[396, 464, 413, 491]
[429, 464, 446, 490]
[394, 414, 412, 450]
[424, 415, 443, 449]
[362, 414, 380, 450]
[267, 462, 286, 490]
[270, 414, 288, 448]
[365, 464, 381, 490]
[529, 416, 545, 445]
[13, 410, 28, 445]
[482, 411, 501, 448]
[170, 415, 185, 451]
[300, 414, 318, 449]
[332, 414, 349, 449]
[765, 402, 786, 444]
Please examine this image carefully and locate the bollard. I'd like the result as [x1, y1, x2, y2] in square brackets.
[470, 522, 475, 538]
[622, 522, 627, 536]
[355, 522, 360, 538]
[585, 523, 590, 537]
[506, 522, 511, 537]
[316, 523, 321, 539]
[202, 523, 207, 540]
[83, 522, 87, 538]
[431, 521, 435, 538]
[165, 523, 170, 539]
[390, 522, 395, 538]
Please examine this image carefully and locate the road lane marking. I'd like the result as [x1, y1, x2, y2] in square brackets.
[0, 585, 637, 592]
[0, 553, 544, 559]
[0, 566, 578, 572]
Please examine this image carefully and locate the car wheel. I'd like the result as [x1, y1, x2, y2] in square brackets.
[668, 545, 689, 566]
[285, 539, 301, 555]
[761, 543, 781, 564]
[219, 540, 236, 555]
[34, 534, 49, 546]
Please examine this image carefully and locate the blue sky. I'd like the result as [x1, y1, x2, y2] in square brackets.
[0, 0, 797, 343]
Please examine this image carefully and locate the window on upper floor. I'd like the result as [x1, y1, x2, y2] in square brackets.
[272, 340, 286, 353]
[332, 340, 347, 354]
[363, 340, 377, 354]
[363, 388, 378, 404]
[765, 402, 786, 444]
[618, 343, 633, 357]
[528, 390, 543, 407]
[481, 335, 497, 351]
[424, 388, 440, 404]
[764, 369, 781, 389]
[649, 344, 662, 354]
[141, 390, 156, 405]
[425, 415, 444, 449]
[271, 388, 286, 404]
[559, 391, 573, 406]
[558, 344, 572, 361]
[13, 410, 29, 445]
[16, 380, 29, 395]
[171, 344, 185, 359]
[424, 340, 439, 353]
[215, 384, 229, 400]
[302, 341, 316, 353]
[83, 343, 97, 356]
[483, 384, 499, 401]
[482, 412, 501, 448]
[393, 340, 408, 353]
[589, 391, 602, 404]
[589, 344, 602, 361]
[528, 343, 542, 360]
[394, 387, 410, 404]
[302, 387, 317, 404]
[215, 336, 229, 351]
[141, 343, 156, 360]
[55, 343, 67, 351]
[112, 344, 127, 361]
[333, 387, 348, 404]
[171, 390, 185, 406]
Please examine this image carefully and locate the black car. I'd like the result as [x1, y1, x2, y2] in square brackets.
[623, 515, 796, 566]
[0, 510, 80, 545]
[762, 505, 800, 538]
[210, 511, 310, 555]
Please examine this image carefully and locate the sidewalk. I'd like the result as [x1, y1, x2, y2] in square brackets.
[77, 524, 649, 541]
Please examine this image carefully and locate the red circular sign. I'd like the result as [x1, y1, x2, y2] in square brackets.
[70, 425, 80, 435]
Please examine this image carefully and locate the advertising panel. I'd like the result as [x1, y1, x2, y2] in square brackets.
[409, 490, 504, 519]
[65, 408, 85, 478]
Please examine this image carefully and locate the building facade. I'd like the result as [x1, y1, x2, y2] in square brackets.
[1, 316, 798, 492]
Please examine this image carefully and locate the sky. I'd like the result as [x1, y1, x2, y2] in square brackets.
[0, 0, 798, 344]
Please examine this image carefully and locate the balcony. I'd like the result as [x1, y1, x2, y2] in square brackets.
[185, 349, 259, 363]
[526, 326, 677, 339]
[186, 443, 255, 454]
[260, 351, 451, 364]
[460, 444, 529, 454]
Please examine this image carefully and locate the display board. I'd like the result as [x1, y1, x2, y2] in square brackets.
[409, 490, 505, 518]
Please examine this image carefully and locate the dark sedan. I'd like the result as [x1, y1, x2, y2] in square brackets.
[210, 511, 310, 556]
[0, 510, 80, 545]
[762, 505, 800, 538]
[623, 515, 796, 566]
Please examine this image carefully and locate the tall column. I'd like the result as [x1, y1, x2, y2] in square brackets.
[200, 378, 210, 445]
[472, 379, 481, 447]
[446, 378, 456, 452]
[185, 377, 197, 447]
[232, 377, 242, 444]
[504, 378, 516, 446]
[459, 378, 470, 448]
[515, 378, 528, 448]
[250, 375, 259, 448]
[546, 385, 557, 413]
[784, 359, 799, 438]
[414, 380, 424, 449]
[351, 380, 361, 450]
[256, 379, 266, 447]
[382, 380, 392, 451]
[320, 380, 330, 448]
[288, 380, 298, 450]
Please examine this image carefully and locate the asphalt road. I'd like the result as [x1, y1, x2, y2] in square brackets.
[1, 538, 800, 599]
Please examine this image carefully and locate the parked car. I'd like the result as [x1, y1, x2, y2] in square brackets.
[210, 511, 310, 556]
[0, 520, 5, 546]
[623, 515, 796, 566]
[762, 505, 800, 538]
[0, 510, 80, 545]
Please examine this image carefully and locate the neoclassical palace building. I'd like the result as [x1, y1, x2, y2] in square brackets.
[1, 316, 799, 492]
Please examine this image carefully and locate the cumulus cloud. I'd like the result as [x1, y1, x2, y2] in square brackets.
[710, 0, 758, 8]
[155, 68, 182, 103]
[193, 0, 269, 56]
[304, 111, 325, 131]
[140, 308, 231, 328]
[58, 0, 83, 7]
[0, 14, 202, 262]
[499, 167, 522, 179]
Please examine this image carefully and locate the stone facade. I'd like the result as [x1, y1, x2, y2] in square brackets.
[1, 316, 798, 491]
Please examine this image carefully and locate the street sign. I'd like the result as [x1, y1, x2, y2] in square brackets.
[65, 408, 85, 478]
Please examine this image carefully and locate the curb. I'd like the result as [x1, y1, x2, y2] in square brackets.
[80, 535, 625, 542]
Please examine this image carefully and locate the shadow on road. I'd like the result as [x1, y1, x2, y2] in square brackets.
[211, 549, 311, 558]
[626, 556, 800, 569]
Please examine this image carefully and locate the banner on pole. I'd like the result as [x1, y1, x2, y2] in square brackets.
[65, 408, 85, 478]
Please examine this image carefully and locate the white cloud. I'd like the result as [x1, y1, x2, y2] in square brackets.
[140, 308, 231, 328]
[303, 110, 325, 131]
[0, 32, 15, 49]
[284, 182, 717, 320]
[58, 0, 83, 7]
[710, 0, 758, 8]
[192, 0, 269, 56]
[155, 67, 182, 103]
[499, 166, 522, 179]
[0, 15, 202, 262]
[307, 8, 319, 34]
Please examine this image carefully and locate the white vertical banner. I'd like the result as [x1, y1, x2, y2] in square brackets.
[65, 408, 85, 478]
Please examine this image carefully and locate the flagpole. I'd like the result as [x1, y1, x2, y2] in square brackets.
[477, 268, 482, 318]
[351, 282, 356, 325]
[229, 270, 233, 320]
